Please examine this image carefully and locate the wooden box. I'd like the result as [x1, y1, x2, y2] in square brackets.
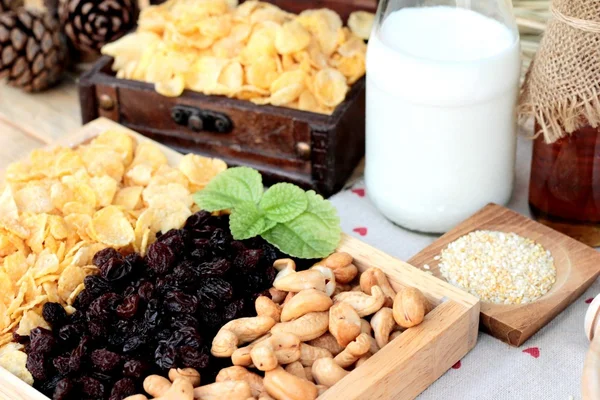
[79, 0, 378, 197]
[0, 119, 479, 400]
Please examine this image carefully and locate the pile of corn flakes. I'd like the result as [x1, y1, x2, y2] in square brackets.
[0, 129, 226, 380]
[101, 0, 373, 114]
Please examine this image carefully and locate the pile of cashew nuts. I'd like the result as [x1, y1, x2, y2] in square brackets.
[125, 252, 431, 400]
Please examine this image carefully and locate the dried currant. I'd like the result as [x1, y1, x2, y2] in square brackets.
[145, 242, 176, 275]
[137, 281, 155, 301]
[80, 376, 105, 398]
[184, 211, 212, 230]
[110, 378, 136, 400]
[116, 295, 140, 319]
[164, 291, 198, 314]
[69, 336, 91, 373]
[52, 355, 71, 375]
[93, 247, 122, 269]
[91, 349, 122, 372]
[58, 323, 85, 345]
[198, 258, 231, 277]
[154, 343, 177, 370]
[101, 257, 133, 281]
[29, 328, 56, 354]
[233, 249, 262, 271]
[199, 277, 233, 302]
[42, 303, 68, 327]
[52, 378, 74, 400]
[26, 351, 47, 380]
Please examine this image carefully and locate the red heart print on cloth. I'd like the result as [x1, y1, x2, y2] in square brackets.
[523, 347, 540, 358]
[353, 227, 368, 236]
[452, 360, 462, 369]
[352, 188, 366, 197]
[586, 298, 594, 304]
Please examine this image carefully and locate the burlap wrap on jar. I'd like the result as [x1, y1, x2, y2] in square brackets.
[518, 0, 600, 143]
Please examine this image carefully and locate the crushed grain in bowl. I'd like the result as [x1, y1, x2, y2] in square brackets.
[438, 230, 556, 305]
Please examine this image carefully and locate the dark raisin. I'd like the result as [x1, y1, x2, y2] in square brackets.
[154, 343, 177, 370]
[137, 282, 155, 301]
[124, 253, 143, 274]
[87, 292, 122, 321]
[26, 351, 47, 380]
[199, 277, 233, 302]
[157, 229, 188, 253]
[209, 228, 230, 254]
[145, 242, 176, 275]
[42, 303, 68, 327]
[184, 211, 212, 230]
[90, 349, 122, 372]
[52, 355, 71, 375]
[171, 314, 199, 330]
[83, 275, 112, 298]
[13, 332, 30, 344]
[80, 376, 105, 398]
[143, 299, 164, 331]
[233, 249, 262, 271]
[190, 239, 211, 260]
[58, 323, 85, 344]
[122, 359, 149, 379]
[69, 336, 91, 373]
[110, 378, 136, 400]
[178, 346, 209, 369]
[72, 289, 94, 310]
[93, 248, 122, 269]
[90, 371, 113, 382]
[30, 327, 56, 354]
[198, 258, 231, 276]
[52, 378, 74, 400]
[122, 335, 147, 353]
[87, 319, 108, 338]
[223, 299, 246, 322]
[164, 291, 198, 314]
[116, 295, 140, 319]
[101, 257, 133, 281]
[165, 327, 202, 349]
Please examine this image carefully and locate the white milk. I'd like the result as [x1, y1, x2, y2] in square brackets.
[365, 6, 521, 233]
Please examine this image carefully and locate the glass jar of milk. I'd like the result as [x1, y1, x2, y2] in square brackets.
[365, 0, 521, 233]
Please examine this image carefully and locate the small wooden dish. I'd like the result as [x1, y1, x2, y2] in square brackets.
[0, 118, 480, 400]
[408, 204, 600, 347]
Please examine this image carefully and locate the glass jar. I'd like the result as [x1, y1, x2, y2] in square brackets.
[365, 0, 521, 233]
[529, 124, 600, 246]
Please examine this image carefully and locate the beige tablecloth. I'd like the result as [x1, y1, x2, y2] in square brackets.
[330, 135, 593, 399]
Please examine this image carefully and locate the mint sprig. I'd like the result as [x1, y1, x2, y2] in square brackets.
[194, 167, 341, 259]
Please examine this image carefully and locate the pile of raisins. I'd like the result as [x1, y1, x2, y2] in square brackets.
[23, 211, 296, 400]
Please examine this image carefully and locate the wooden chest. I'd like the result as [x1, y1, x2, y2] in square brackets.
[79, 0, 378, 196]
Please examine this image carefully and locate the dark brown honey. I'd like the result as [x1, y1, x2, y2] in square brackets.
[529, 124, 600, 246]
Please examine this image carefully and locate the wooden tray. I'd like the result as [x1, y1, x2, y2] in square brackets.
[79, 0, 378, 197]
[408, 203, 600, 347]
[0, 118, 480, 400]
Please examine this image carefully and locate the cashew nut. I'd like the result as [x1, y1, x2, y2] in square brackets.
[193, 381, 252, 400]
[157, 378, 194, 400]
[281, 289, 333, 322]
[351, 285, 362, 291]
[307, 333, 344, 356]
[143, 375, 171, 397]
[371, 307, 395, 348]
[393, 287, 430, 328]
[271, 311, 329, 341]
[273, 259, 297, 283]
[264, 366, 318, 400]
[318, 252, 358, 284]
[212, 316, 276, 357]
[333, 283, 352, 296]
[316, 385, 328, 396]
[232, 334, 272, 367]
[360, 319, 371, 335]
[251, 333, 301, 371]
[309, 266, 336, 296]
[124, 396, 148, 400]
[304, 367, 314, 382]
[333, 333, 371, 368]
[333, 285, 385, 317]
[329, 302, 361, 347]
[285, 361, 308, 380]
[274, 269, 328, 293]
[256, 296, 282, 322]
[390, 331, 403, 341]
[299, 343, 333, 367]
[311, 357, 349, 388]
[168, 368, 201, 387]
[360, 267, 397, 307]
[259, 393, 276, 400]
[269, 288, 288, 304]
[216, 366, 264, 398]
[367, 334, 380, 354]
[355, 353, 371, 368]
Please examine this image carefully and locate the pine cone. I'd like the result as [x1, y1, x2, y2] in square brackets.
[0, 0, 23, 13]
[0, 9, 67, 91]
[60, 0, 138, 55]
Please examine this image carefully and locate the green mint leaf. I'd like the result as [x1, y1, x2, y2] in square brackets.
[229, 202, 269, 240]
[193, 167, 263, 211]
[262, 191, 341, 258]
[259, 183, 308, 223]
